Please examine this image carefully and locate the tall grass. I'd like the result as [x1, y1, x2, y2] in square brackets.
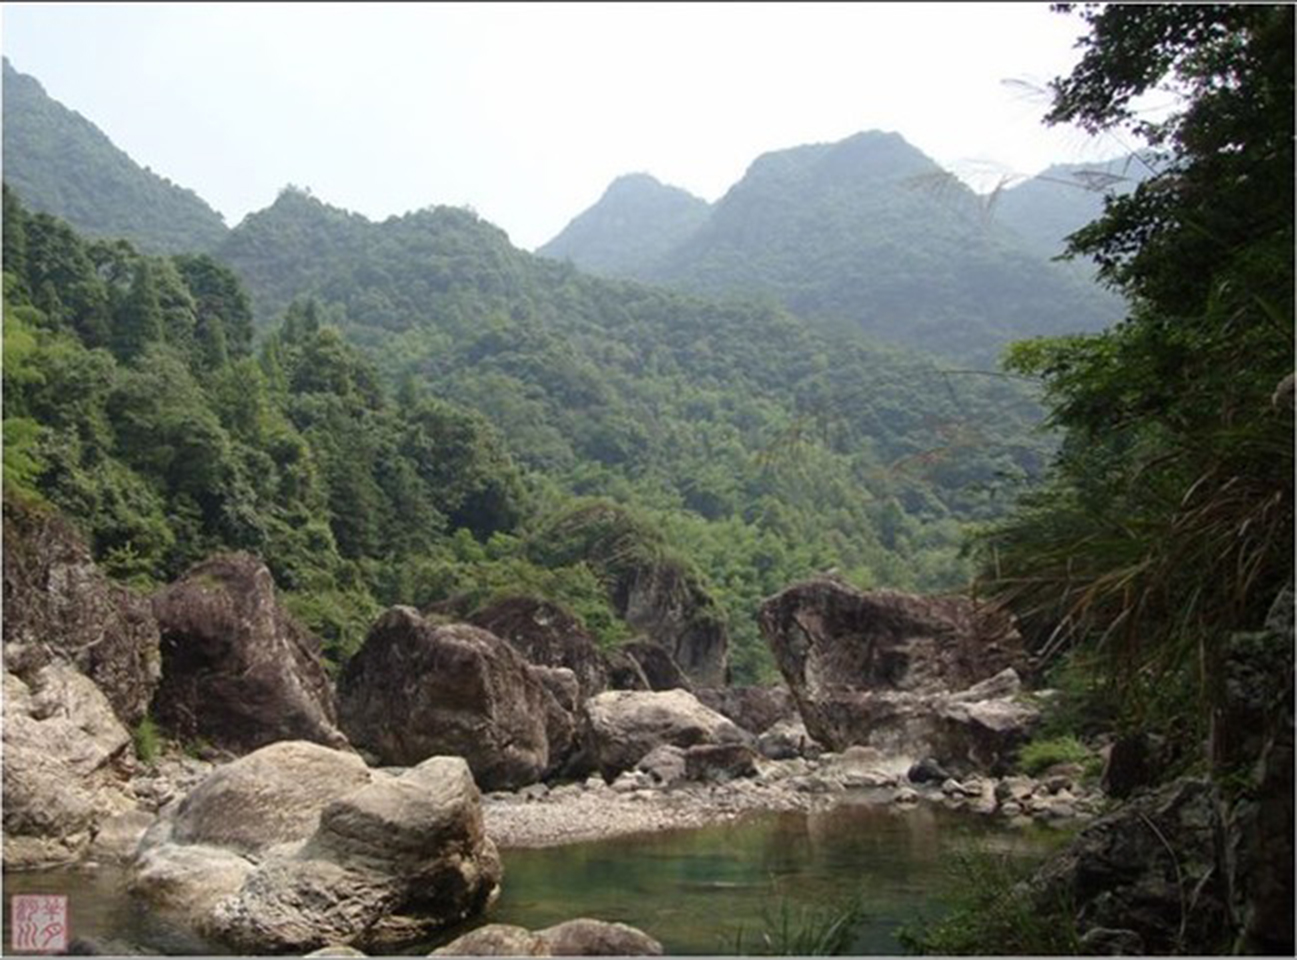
[896, 846, 1078, 955]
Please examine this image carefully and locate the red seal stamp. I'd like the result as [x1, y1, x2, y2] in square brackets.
[10, 895, 68, 953]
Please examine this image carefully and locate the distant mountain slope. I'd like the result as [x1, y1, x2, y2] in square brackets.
[537, 173, 710, 275]
[542, 131, 1124, 364]
[2, 59, 228, 254]
[992, 154, 1150, 256]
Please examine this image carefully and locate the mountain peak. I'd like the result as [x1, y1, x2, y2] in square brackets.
[537, 173, 710, 272]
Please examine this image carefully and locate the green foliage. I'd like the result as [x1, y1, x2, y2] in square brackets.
[0, 192, 551, 672]
[1017, 735, 1098, 779]
[132, 714, 161, 766]
[2, 59, 228, 254]
[975, 4, 1294, 749]
[896, 846, 1079, 956]
[215, 186, 1063, 681]
[729, 892, 868, 956]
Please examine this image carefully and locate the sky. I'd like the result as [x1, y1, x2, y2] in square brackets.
[0, 2, 1141, 251]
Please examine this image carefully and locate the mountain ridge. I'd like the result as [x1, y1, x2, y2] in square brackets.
[2, 58, 229, 254]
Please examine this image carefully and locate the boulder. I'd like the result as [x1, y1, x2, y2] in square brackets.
[433, 918, 662, 956]
[695, 685, 795, 736]
[338, 608, 552, 790]
[533, 666, 581, 777]
[150, 553, 347, 754]
[211, 757, 501, 953]
[131, 744, 500, 953]
[756, 718, 822, 760]
[759, 581, 1032, 771]
[164, 741, 373, 857]
[621, 640, 692, 692]
[907, 757, 952, 785]
[683, 743, 757, 783]
[535, 919, 664, 956]
[468, 596, 610, 698]
[433, 924, 546, 956]
[3, 664, 137, 867]
[3, 494, 161, 726]
[582, 689, 749, 780]
[636, 744, 687, 787]
[760, 579, 1025, 703]
[1029, 778, 1231, 954]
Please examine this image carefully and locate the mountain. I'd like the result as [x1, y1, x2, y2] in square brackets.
[540, 131, 1125, 364]
[1, 58, 228, 254]
[214, 187, 1055, 676]
[992, 154, 1151, 256]
[537, 173, 710, 276]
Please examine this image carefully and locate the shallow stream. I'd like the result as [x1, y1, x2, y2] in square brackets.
[3, 798, 1068, 955]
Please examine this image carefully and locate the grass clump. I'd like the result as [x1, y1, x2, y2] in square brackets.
[132, 714, 161, 766]
[727, 892, 867, 955]
[897, 846, 1078, 955]
[1018, 734, 1098, 778]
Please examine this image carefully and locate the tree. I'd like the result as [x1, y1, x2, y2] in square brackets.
[111, 258, 163, 361]
[977, 4, 1294, 736]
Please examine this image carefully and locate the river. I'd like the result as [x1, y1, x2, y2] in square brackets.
[3, 797, 1069, 955]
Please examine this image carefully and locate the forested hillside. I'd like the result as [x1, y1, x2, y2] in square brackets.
[1, 59, 228, 254]
[214, 186, 1060, 677]
[538, 130, 1124, 364]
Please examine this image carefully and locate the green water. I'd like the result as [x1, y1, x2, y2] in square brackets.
[3, 800, 1065, 955]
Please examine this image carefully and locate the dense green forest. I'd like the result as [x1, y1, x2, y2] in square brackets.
[974, 2, 1293, 756]
[1, 58, 229, 254]
[539, 130, 1124, 364]
[3, 172, 1054, 682]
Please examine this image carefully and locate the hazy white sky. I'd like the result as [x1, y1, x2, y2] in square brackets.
[1, 2, 1135, 251]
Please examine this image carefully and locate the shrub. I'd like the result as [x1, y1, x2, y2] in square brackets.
[1018, 734, 1095, 777]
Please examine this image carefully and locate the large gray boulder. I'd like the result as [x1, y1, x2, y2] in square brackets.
[151, 553, 347, 754]
[759, 580, 1032, 772]
[212, 757, 501, 952]
[164, 741, 373, 856]
[131, 743, 500, 954]
[3, 663, 137, 867]
[338, 608, 555, 790]
[581, 689, 749, 780]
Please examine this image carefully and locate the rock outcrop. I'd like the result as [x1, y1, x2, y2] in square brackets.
[338, 608, 555, 790]
[1028, 777, 1231, 954]
[3, 495, 161, 726]
[580, 689, 749, 780]
[1212, 584, 1294, 955]
[616, 562, 728, 687]
[150, 553, 346, 753]
[468, 596, 610, 698]
[132, 742, 501, 953]
[759, 580, 1033, 773]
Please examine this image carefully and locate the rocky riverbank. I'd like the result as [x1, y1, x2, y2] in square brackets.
[481, 748, 1106, 849]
